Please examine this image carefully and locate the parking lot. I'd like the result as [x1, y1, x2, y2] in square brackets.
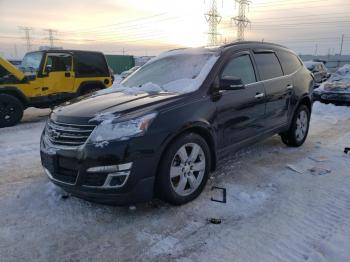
[1, 102, 350, 261]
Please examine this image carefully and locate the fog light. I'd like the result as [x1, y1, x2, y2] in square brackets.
[104, 171, 129, 188]
[87, 163, 132, 173]
[109, 174, 128, 187]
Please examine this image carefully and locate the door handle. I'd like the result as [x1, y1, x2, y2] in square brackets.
[286, 84, 293, 90]
[255, 92, 265, 99]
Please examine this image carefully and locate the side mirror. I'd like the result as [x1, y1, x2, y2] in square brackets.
[45, 65, 52, 74]
[220, 76, 245, 90]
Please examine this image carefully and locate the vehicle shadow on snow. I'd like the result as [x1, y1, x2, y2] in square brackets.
[43, 135, 291, 218]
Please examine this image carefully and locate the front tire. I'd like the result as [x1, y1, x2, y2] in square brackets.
[281, 104, 310, 147]
[0, 94, 24, 128]
[157, 133, 211, 205]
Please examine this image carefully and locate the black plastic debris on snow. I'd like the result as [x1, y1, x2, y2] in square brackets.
[211, 186, 226, 203]
[207, 218, 222, 224]
[345, 147, 350, 154]
[61, 194, 70, 200]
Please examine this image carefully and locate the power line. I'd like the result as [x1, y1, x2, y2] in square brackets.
[61, 13, 171, 34]
[204, 0, 222, 46]
[232, 0, 251, 41]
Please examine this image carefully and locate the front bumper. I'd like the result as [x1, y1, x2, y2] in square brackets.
[313, 91, 350, 104]
[40, 133, 162, 205]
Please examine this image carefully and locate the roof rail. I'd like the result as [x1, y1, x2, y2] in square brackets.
[222, 40, 287, 49]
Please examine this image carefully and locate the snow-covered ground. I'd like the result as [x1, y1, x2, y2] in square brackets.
[0, 102, 350, 262]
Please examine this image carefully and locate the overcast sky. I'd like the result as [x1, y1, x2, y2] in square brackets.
[0, 0, 349, 58]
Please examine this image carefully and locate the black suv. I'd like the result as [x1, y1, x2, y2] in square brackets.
[40, 41, 314, 205]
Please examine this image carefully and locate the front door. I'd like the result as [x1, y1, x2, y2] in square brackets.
[215, 51, 266, 150]
[42, 53, 75, 95]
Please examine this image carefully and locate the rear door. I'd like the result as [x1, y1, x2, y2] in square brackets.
[252, 50, 292, 129]
[216, 51, 266, 149]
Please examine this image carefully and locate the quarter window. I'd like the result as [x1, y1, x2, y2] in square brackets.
[277, 51, 302, 75]
[75, 53, 109, 77]
[254, 52, 283, 80]
[221, 54, 257, 85]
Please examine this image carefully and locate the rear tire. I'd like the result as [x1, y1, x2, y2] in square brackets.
[281, 104, 310, 147]
[156, 133, 211, 205]
[0, 94, 24, 128]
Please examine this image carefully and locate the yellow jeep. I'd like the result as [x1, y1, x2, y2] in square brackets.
[0, 50, 113, 127]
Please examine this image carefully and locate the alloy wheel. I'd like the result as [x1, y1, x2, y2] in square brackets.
[295, 110, 308, 142]
[170, 143, 206, 197]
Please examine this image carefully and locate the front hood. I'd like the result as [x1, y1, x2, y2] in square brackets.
[51, 91, 180, 124]
[0, 57, 25, 80]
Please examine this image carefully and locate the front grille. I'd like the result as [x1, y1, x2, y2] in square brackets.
[45, 120, 95, 147]
[42, 152, 80, 185]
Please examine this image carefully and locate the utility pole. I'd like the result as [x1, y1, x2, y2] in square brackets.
[19, 27, 33, 52]
[232, 0, 251, 41]
[14, 44, 18, 59]
[340, 34, 344, 56]
[314, 43, 318, 56]
[205, 0, 222, 47]
[44, 29, 58, 48]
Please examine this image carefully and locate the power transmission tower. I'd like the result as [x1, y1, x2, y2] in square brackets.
[232, 0, 251, 41]
[44, 29, 58, 48]
[205, 0, 222, 47]
[19, 27, 33, 52]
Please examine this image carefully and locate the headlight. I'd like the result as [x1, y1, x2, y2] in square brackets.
[88, 112, 157, 143]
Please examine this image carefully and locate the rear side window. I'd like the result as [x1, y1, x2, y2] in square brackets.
[74, 53, 109, 77]
[254, 52, 283, 80]
[277, 51, 302, 75]
[221, 54, 256, 85]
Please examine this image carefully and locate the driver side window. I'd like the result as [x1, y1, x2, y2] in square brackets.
[221, 54, 257, 85]
[45, 54, 72, 73]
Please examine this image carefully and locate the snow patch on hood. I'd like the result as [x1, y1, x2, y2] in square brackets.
[94, 82, 163, 97]
[316, 64, 350, 93]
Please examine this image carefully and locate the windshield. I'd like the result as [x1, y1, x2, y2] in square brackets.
[121, 53, 217, 93]
[20, 52, 44, 74]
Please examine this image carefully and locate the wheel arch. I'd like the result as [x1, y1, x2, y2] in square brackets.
[0, 86, 28, 106]
[158, 123, 217, 174]
[297, 94, 312, 113]
[77, 81, 106, 95]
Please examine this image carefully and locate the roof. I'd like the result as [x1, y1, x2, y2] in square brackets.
[222, 40, 288, 49]
[304, 61, 325, 66]
[24, 50, 105, 55]
[163, 41, 291, 57]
